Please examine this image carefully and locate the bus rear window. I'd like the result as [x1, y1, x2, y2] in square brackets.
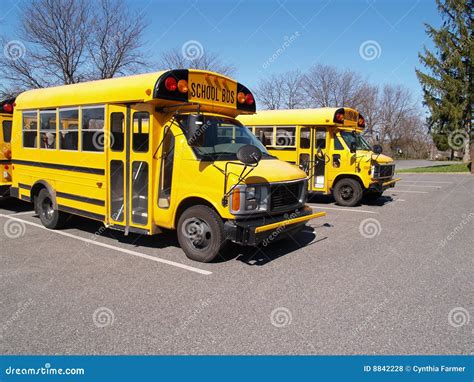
[2, 120, 12, 143]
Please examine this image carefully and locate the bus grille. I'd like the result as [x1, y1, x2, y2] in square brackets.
[270, 181, 304, 211]
[373, 164, 395, 179]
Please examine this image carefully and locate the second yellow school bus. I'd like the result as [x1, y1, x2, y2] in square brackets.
[0, 98, 14, 197]
[239, 108, 400, 207]
[10, 70, 325, 262]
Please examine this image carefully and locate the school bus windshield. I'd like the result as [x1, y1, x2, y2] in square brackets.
[178, 115, 271, 160]
[340, 130, 372, 151]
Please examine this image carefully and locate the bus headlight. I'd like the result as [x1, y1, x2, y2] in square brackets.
[230, 185, 269, 214]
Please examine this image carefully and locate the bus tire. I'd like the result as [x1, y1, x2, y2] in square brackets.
[36, 188, 67, 229]
[333, 178, 363, 207]
[177, 205, 225, 263]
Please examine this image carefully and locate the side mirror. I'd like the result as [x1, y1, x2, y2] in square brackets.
[237, 145, 262, 166]
[187, 114, 205, 147]
[350, 141, 357, 153]
[373, 144, 383, 155]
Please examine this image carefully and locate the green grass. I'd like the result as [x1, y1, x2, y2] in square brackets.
[397, 163, 471, 173]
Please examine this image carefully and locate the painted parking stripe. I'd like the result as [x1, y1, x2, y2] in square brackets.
[388, 190, 428, 194]
[399, 180, 453, 184]
[397, 185, 441, 188]
[308, 205, 378, 214]
[8, 210, 36, 216]
[0, 214, 212, 276]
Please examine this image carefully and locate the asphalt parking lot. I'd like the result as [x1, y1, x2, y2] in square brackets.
[1, 173, 472, 355]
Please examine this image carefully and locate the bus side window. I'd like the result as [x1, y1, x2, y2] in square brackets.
[158, 126, 175, 209]
[39, 110, 57, 150]
[22, 111, 38, 148]
[82, 106, 105, 152]
[315, 128, 326, 150]
[110, 112, 124, 152]
[2, 120, 12, 143]
[133, 112, 150, 152]
[334, 135, 344, 150]
[275, 126, 296, 147]
[59, 108, 79, 151]
[300, 127, 310, 149]
[255, 126, 273, 146]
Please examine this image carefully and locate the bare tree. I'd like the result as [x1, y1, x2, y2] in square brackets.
[160, 48, 235, 77]
[0, 0, 148, 93]
[303, 64, 369, 109]
[255, 70, 304, 110]
[87, 0, 148, 79]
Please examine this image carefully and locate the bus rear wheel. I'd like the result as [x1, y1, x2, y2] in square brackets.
[36, 189, 67, 229]
[333, 178, 363, 207]
[177, 205, 225, 263]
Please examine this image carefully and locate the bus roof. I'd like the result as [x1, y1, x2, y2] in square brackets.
[239, 107, 363, 128]
[14, 69, 256, 116]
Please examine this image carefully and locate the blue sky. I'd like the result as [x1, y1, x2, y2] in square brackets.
[1, 0, 440, 104]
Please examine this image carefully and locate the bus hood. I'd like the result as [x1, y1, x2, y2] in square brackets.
[357, 150, 394, 164]
[222, 159, 307, 185]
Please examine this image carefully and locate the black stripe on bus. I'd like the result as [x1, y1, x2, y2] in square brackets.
[109, 224, 150, 236]
[58, 205, 104, 221]
[0, 160, 11, 165]
[19, 183, 32, 190]
[12, 159, 105, 175]
[21, 194, 31, 202]
[56, 191, 105, 207]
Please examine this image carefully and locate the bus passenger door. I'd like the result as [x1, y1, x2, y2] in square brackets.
[312, 127, 328, 192]
[297, 126, 313, 187]
[107, 104, 152, 234]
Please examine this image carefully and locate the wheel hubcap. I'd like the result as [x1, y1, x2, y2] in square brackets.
[182, 217, 212, 250]
[41, 197, 54, 220]
[340, 185, 354, 200]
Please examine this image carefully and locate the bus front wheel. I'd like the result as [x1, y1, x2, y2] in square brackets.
[177, 205, 225, 263]
[333, 178, 363, 207]
[36, 189, 67, 229]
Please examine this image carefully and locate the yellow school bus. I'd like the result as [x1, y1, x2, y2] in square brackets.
[11, 70, 325, 262]
[239, 108, 400, 207]
[0, 98, 14, 197]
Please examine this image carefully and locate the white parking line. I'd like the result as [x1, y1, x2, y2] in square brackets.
[8, 210, 35, 216]
[399, 180, 453, 184]
[0, 214, 212, 276]
[309, 205, 378, 214]
[389, 190, 429, 194]
[397, 185, 441, 188]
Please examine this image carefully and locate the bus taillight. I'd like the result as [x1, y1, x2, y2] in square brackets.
[237, 92, 246, 104]
[333, 108, 344, 123]
[245, 93, 254, 105]
[165, 77, 178, 91]
[177, 79, 188, 93]
[2, 103, 13, 113]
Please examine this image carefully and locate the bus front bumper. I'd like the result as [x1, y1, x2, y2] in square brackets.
[224, 207, 326, 246]
[369, 178, 401, 193]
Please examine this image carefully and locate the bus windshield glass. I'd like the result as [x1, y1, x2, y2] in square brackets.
[177, 115, 272, 160]
[340, 131, 372, 151]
